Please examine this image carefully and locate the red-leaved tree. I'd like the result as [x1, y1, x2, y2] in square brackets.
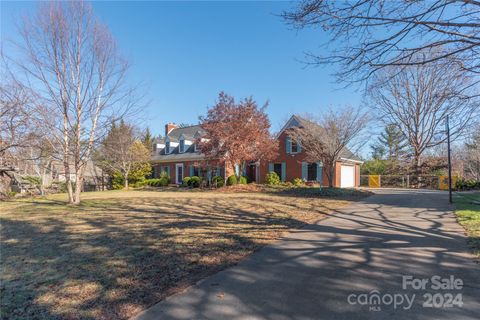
[199, 92, 278, 181]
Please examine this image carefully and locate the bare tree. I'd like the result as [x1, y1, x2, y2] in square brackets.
[10, 1, 138, 203]
[0, 78, 34, 160]
[368, 57, 479, 175]
[462, 123, 480, 180]
[290, 107, 369, 187]
[282, 0, 480, 83]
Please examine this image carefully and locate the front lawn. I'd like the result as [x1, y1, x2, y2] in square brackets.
[454, 192, 480, 257]
[0, 189, 368, 319]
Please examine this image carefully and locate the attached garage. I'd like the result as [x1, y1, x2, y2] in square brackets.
[340, 164, 355, 188]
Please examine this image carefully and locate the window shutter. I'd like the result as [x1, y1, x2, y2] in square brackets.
[189, 165, 194, 177]
[281, 162, 286, 182]
[286, 137, 292, 154]
[268, 163, 274, 173]
[301, 162, 307, 180]
[316, 162, 322, 182]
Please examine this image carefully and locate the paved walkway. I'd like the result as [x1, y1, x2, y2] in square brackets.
[134, 189, 479, 320]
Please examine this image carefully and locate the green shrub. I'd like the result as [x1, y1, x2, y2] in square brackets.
[6, 191, 17, 198]
[212, 175, 224, 188]
[142, 178, 169, 187]
[112, 173, 125, 189]
[189, 176, 201, 188]
[132, 180, 147, 188]
[292, 178, 304, 186]
[456, 178, 480, 191]
[226, 175, 237, 186]
[239, 176, 247, 184]
[265, 172, 280, 186]
[144, 179, 158, 187]
[182, 176, 191, 187]
[159, 177, 169, 186]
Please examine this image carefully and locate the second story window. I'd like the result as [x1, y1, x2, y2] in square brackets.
[179, 139, 185, 153]
[291, 140, 298, 153]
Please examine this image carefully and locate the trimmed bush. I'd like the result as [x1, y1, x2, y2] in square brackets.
[292, 178, 304, 186]
[455, 178, 480, 191]
[212, 175, 224, 188]
[189, 176, 201, 188]
[182, 177, 191, 187]
[159, 177, 169, 186]
[239, 176, 247, 184]
[265, 172, 280, 186]
[226, 175, 237, 186]
[132, 180, 147, 188]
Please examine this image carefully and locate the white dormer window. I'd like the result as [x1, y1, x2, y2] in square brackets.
[179, 139, 185, 153]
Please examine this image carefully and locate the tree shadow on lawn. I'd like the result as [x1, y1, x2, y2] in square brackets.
[136, 195, 480, 320]
[1, 195, 334, 319]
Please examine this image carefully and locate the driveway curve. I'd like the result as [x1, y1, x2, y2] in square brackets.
[134, 189, 479, 320]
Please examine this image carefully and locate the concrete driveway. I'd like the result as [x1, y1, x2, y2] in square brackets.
[134, 189, 479, 320]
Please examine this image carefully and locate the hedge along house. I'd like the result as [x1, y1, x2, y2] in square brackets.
[151, 123, 234, 184]
[257, 115, 363, 187]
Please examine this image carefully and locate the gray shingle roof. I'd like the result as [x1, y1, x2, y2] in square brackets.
[287, 115, 363, 162]
[167, 125, 205, 142]
[152, 125, 206, 161]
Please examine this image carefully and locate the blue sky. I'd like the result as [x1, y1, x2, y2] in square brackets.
[1, 1, 362, 136]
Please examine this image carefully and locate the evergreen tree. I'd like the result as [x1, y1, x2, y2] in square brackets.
[371, 124, 408, 161]
[142, 127, 153, 150]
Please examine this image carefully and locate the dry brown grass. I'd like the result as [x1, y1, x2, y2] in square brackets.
[0, 189, 368, 319]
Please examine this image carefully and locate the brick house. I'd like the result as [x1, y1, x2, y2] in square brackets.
[256, 115, 363, 187]
[151, 115, 362, 187]
[151, 124, 235, 184]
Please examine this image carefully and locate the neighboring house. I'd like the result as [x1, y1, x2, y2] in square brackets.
[53, 160, 107, 191]
[151, 115, 363, 188]
[151, 124, 233, 184]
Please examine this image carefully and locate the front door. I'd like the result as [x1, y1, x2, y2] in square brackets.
[176, 163, 184, 184]
[307, 163, 317, 181]
[247, 164, 257, 183]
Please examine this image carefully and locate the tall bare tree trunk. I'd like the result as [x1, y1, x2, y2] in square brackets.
[329, 165, 334, 188]
[13, 1, 137, 205]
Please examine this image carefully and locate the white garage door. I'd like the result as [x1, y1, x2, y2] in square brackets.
[340, 165, 355, 188]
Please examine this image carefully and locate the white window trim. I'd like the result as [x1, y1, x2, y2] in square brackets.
[290, 140, 300, 154]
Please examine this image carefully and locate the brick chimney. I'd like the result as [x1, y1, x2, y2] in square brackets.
[165, 123, 177, 136]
